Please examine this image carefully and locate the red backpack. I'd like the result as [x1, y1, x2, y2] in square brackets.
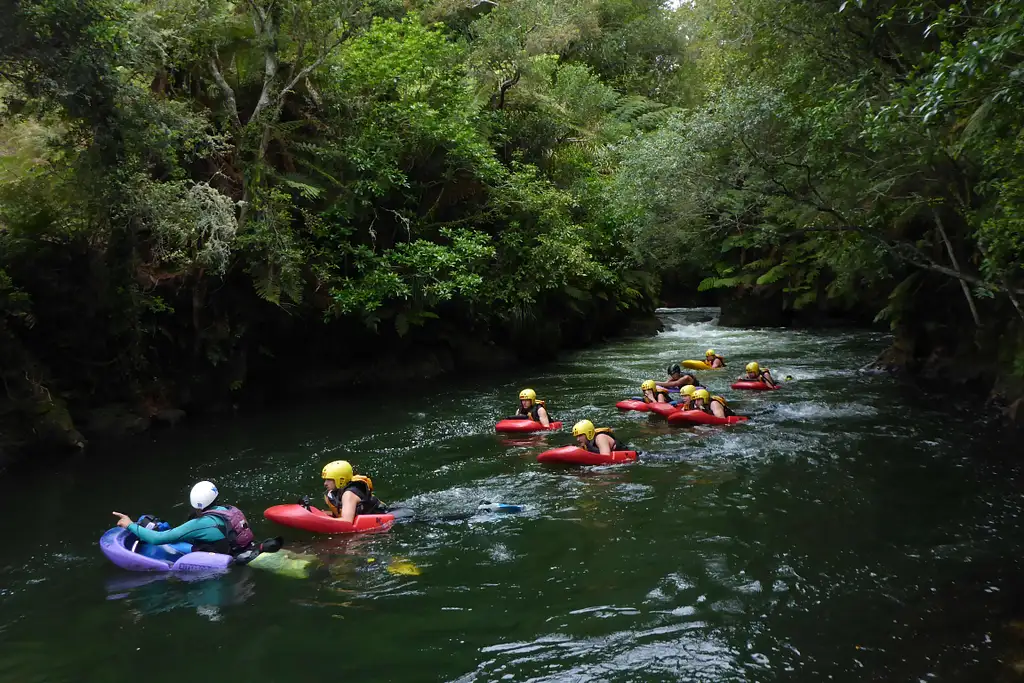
[202, 506, 255, 552]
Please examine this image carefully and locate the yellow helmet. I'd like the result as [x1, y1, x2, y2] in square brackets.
[321, 460, 353, 488]
[641, 380, 657, 391]
[682, 385, 697, 396]
[519, 388, 537, 402]
[746, 362, 760, 373]
[693, 389, 710, 402]
[572, 419, 596, 441]
[705, 349, 716, 358]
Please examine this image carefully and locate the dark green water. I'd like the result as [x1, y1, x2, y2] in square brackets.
[2, 308, 1023, 682]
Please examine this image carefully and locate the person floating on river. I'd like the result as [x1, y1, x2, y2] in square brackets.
[662, 364, 699, 389]
[640, 380, 671, 404]
[691, 389, 735, 419]
[572, 419, 630, 455]
[675, 384, 698, 410]
[111, 481, 255, 556]
[514, 388, 552, 427]
[704, 349, 726, 368]
[741, 361, 777, 388]
[321, 460, 388, 523]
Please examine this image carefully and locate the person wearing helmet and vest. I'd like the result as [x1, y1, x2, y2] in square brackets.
[111, 481, 255, 556]
[675, 384, 699, 410]
[321, 460, 387, 522]
[640, 380, 671, 404]
[704, 349, 726, 369]
[661, 364, 699, 389]
[691, 389, 735, 419]
[514, 388, 552, 427]
[740, 361, 776, 388]
[572, 419, 629, 455]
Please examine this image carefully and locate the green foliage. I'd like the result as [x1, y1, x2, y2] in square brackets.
[0, 0, 678, 414]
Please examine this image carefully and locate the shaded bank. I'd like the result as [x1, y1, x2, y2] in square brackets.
[0, 303, 663, 471]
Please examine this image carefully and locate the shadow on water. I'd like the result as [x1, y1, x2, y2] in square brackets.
[1, 307, 1023, 683]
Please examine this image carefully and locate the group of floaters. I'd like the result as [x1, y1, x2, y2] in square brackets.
[100, 459, 452, 577]
[496, 349, 786, 466]
[100, 349, 783, 577]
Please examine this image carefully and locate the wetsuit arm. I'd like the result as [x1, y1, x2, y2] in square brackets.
[340, 490, 361, 523]
[536, 406, 550, 427]
[596, 434, 614, 456]
[763, 371, 776, 387]
[127, 517, 220, 545]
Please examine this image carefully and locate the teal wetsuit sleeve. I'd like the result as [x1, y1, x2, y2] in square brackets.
[127, 517, 224, 545]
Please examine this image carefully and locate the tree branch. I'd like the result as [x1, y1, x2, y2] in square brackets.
[208, 51, 241, 128]
[933, 207, 981, 326]
[277, 30, 350, 105]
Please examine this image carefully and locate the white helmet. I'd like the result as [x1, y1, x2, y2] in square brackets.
[189, 481, 219, 510]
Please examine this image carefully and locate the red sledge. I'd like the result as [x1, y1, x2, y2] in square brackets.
[731, 381, 780, 391]
[616, 400, 650, 412]
[667, 410, 749, 426]
[648, 402, 679, 417]
[264, 504, 395, 534]
[495, 419, 563, 433]
[536, 446, 638, 466]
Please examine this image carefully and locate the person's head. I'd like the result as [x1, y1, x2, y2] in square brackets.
[321, 460, 354, 492]
[667, 363, 682, 379]
[189, 481, 219, 511]
[641, 379, 657, 399]
[693, 388, 710, 407]
[572, 419, 596, 447]
[705, 349, 716, 359]
[519, 388, 536, 410]
[745, 361, 760, 377]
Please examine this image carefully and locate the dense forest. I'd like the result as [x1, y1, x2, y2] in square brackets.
[1, 0, 1023, 461]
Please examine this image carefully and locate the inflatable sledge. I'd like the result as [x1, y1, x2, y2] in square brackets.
[647, 402, 679, 417]
[616, 399, 650, 412]
[537, 446, 638, 466]
[100, 527, 232, 573]
[667, 410, 749, 426]
[731, 381, 780, 391]
[495, 419, 563, 433]
[264, 504, 395, 534]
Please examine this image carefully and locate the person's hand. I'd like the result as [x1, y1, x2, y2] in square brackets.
[112, 511, 132, 529]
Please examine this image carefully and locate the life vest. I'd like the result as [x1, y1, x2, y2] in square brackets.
[199, 505, 255, 555]
[325, 475, 387, 517]
[586, 427, 628, 454]
[697, 396, 735, 417]
[516, 400, 548, 421]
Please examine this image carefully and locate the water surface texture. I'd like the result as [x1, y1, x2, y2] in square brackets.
[2, 308, 1022, 682]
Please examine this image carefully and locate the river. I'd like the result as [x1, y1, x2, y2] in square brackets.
[1, 308, 1022, 682]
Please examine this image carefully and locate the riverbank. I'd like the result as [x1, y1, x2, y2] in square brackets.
[0, 308, 665, 472]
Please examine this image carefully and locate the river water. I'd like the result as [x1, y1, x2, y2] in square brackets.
[1, 308, 1022, 682]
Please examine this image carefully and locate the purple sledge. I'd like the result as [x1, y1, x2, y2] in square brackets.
[100, 527, 233, 574]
